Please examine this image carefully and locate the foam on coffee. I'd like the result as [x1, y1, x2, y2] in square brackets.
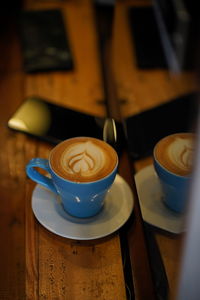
[50, 137, 118, 182]
[154, 133, 195, 176]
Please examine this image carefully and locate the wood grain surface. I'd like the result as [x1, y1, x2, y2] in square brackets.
[0, 0, 197, 299]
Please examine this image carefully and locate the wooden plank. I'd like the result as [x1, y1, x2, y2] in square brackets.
[0, 135, 26, 300]
[0, 18, 26, 299]
[97, 5, 157, 297]
[25, 180, 39, 300]
[119, 152, 157, 299]
[112, 2, 197, 117]
[38, 229, 126, 300]
[23, 0, 105, 117]
[22, 1, 127, 299]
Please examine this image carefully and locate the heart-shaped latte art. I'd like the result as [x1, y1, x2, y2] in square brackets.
[61, 141, 105, 178]
[168, 137, 194, 172]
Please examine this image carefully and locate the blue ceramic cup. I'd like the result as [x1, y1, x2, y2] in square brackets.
[153, 133, 194, 214]
[26, 137, 118, 218]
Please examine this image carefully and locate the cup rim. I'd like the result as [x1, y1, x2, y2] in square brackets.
[153, 156, 191, 179]
[49, 136, 119, 184]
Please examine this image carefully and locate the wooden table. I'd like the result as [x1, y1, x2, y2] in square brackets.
[0, 1, 197, 299]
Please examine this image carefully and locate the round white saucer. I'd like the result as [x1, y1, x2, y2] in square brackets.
[135, 165, 185, 234]
[32, 174, 134, 240]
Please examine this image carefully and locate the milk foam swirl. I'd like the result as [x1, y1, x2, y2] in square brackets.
[60, 141, 105, 178]
[167, 137, 193, 172]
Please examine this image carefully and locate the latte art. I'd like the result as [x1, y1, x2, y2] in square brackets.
[50, 137, 118, 182]
[168, 138, 193, 173]
[61, 141, 105, 178]
[154, 133, 195, 176]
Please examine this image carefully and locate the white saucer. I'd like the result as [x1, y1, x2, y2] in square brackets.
[32, 174, 134, 240]
[135, 165, 185, 234]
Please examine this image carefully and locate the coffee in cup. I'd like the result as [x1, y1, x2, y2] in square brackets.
[153, 133, 195, 213]
[26, 137, 118, 218]
[50, 137, 117, 183]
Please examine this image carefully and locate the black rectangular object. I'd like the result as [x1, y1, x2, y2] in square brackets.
[19, 9, 73, 73]
[128, 6, 167, 69]
[8, 97, 106, 144]
[125, 93, 198, 160]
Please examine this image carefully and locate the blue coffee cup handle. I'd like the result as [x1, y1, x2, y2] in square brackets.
[26, 158, 58, 194]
